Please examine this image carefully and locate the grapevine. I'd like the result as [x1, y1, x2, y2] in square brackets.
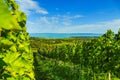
[0, 0, 35, 79]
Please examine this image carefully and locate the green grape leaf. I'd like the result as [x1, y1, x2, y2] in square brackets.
[0, 2, 21, 30]
[6, 77, 15, 80]
[10, 45, 17, 52]
[0, 38, 13, 46]
[17, 12, 26, 22]
[3, 52, 20, 64]
[12, 57, 28, 67]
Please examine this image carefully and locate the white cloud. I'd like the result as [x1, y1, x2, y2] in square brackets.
[39, 17, 50, 24]
[56, 19, 120, 33]
[15, 0, 48, 15]
[62, 22, 71, 26]
[49, 14, 83, 26]
[32, 14, 83, 27]
[60, 14, 84, 19]
[73, 15, 84, 18]
[51, 16, 59, 24]
[27, 18, 120, 33]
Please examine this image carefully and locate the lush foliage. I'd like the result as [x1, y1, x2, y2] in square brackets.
[0, 0, 34, 79]
[32, 30, 120, 80]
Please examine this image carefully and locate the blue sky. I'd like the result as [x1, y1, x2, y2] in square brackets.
[16, 0, 120, 33]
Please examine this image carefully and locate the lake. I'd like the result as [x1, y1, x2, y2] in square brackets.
[30, 33, 102, 38]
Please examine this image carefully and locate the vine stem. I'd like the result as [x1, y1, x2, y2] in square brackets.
[0, 29, 1, 37]
[108, 72, 111, 80]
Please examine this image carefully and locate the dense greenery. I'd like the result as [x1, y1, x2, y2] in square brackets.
[32, 30, 120, 80]
[0, 0, 34, 79]
[1, 0, 120, 80]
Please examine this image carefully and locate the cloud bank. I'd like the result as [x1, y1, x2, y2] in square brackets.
[27, 15, 120, 33]
[15, 0, 48, 15]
